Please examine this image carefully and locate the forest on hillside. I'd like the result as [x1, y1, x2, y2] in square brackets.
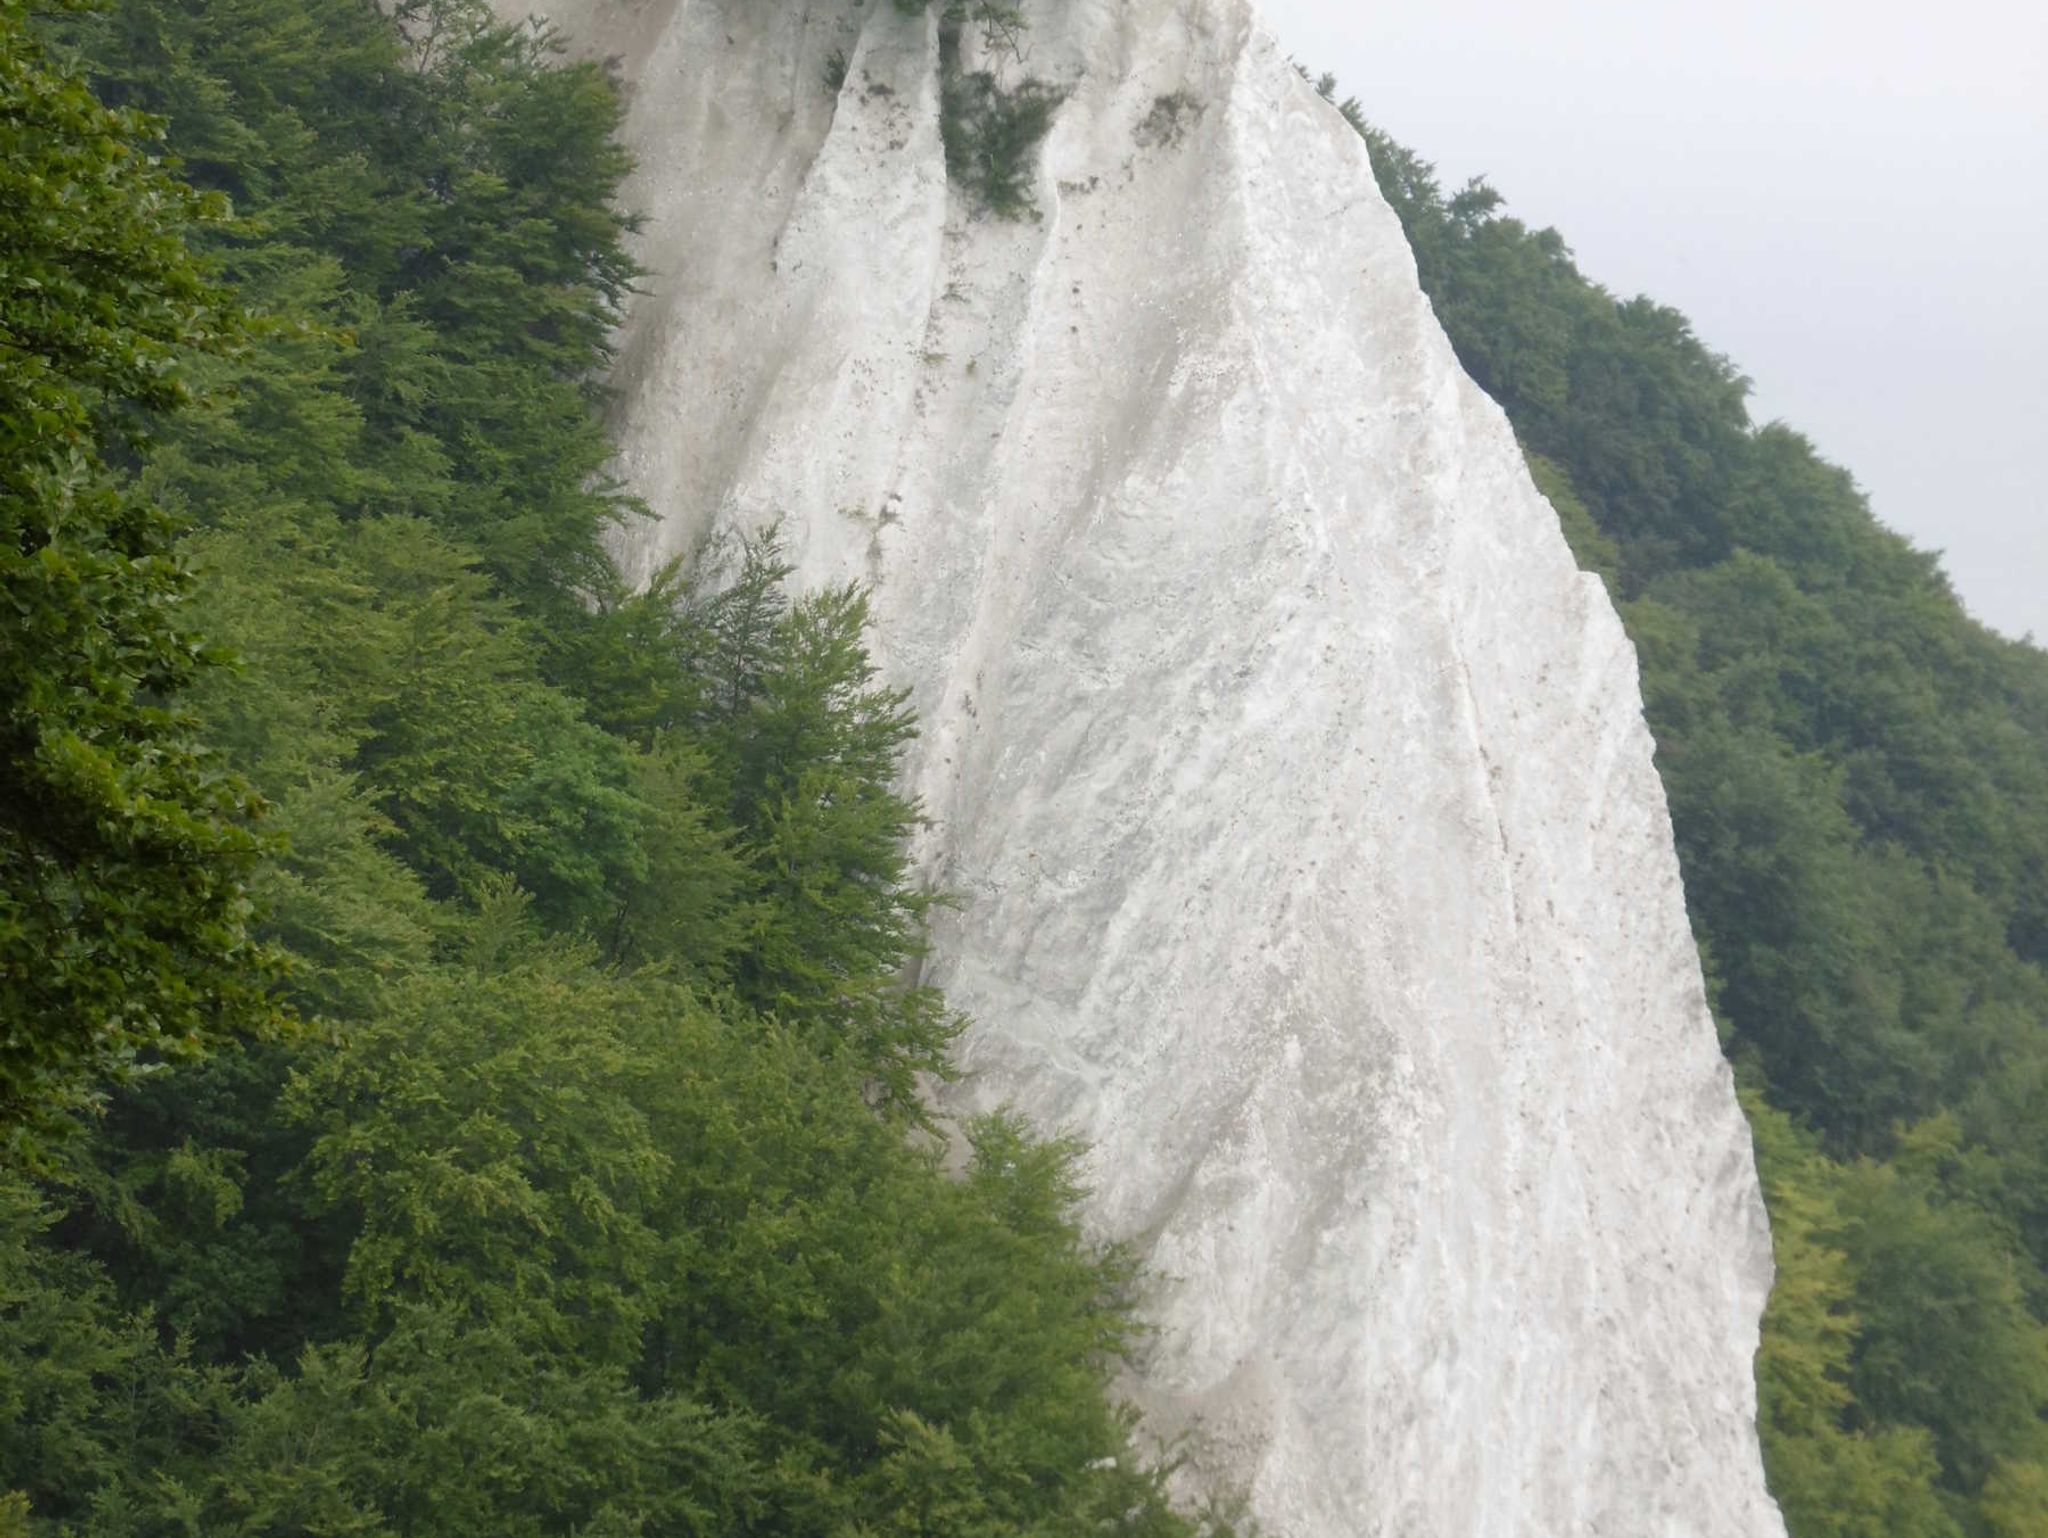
[0, 3, 1225, 1533]
[3, 0, 2045, 1533]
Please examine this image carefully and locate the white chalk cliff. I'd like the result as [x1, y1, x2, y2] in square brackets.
[492, 1, 1787, 1533]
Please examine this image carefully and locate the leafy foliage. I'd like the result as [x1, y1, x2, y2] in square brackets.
[0, 0, 280, 1152]
[940, 68, 1064, 219]
[896, 0, 1061, 218]
[0, 4, 1225, 1534]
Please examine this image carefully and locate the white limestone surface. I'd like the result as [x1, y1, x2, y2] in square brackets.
[491, 2, 1787, 1533]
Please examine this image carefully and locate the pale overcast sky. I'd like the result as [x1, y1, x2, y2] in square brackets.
[1262, 0, 2047, 642]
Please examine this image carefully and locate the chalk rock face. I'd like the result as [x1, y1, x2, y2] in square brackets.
[492, 1, 1786, 1533]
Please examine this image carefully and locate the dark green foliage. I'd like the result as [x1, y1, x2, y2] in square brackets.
[1526, 452, 1618, 591]
[1324, 79, 2048, 1532]
[7, 951, 1204, 1536]
[903, 0, 1061, 218]
[0, 0, 279, 1151]
[0, 5, 1223, 1533]
[1835, 1148, 2048, 1494]
[941, 69, 1065, 218]
[0, 1172, 229, 1523]
[676, 540, 955, 1101]
[52, 0, 641, 643]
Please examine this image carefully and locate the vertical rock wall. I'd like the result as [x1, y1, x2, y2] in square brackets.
[490, 2, 1787, 1533]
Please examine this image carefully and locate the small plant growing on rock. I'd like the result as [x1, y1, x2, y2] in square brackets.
[895, 0, 1062, 217]
[1136, 89, 1202, 148]
[895, 0, 1030, 59]
[941, 69, 1065, 217]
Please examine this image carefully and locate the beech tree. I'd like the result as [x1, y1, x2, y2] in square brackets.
[0, 0, 275, 1150]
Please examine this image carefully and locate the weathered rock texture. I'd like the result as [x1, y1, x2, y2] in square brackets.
[490, 2, 1787, 1533]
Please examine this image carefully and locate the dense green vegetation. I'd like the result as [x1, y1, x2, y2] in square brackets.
[0, 4, 1222, 1532]
[893, 1, 1060, 219]
[8, 0, 2045, 1528]
[0, 0, 275, 1156]
[1314, 76, 2048, 1538]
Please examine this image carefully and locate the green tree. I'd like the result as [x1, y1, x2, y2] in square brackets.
[1748, 1098, 1959, 1538]
[2, 11, 1226, 1531]
[1837, 1153, 2048, 1495]
[681, 541, 957, 1106]
[0, 0, 277, 1150]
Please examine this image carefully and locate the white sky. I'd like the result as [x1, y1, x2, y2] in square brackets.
[1261, 0, 2047, 641]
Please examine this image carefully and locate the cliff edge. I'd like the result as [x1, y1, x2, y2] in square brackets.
[489, 2, 1786, 1532]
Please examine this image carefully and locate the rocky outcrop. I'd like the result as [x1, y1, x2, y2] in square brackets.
[489, 2, 1786, 1533]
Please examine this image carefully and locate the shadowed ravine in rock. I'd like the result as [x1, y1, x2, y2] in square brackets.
[487, 1, 1786, 1532]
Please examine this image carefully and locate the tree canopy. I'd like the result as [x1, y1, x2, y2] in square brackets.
[9, 7, 2046, 1532]
[0, 6, 1228, 1534]
[0, 0, 275, 1155]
